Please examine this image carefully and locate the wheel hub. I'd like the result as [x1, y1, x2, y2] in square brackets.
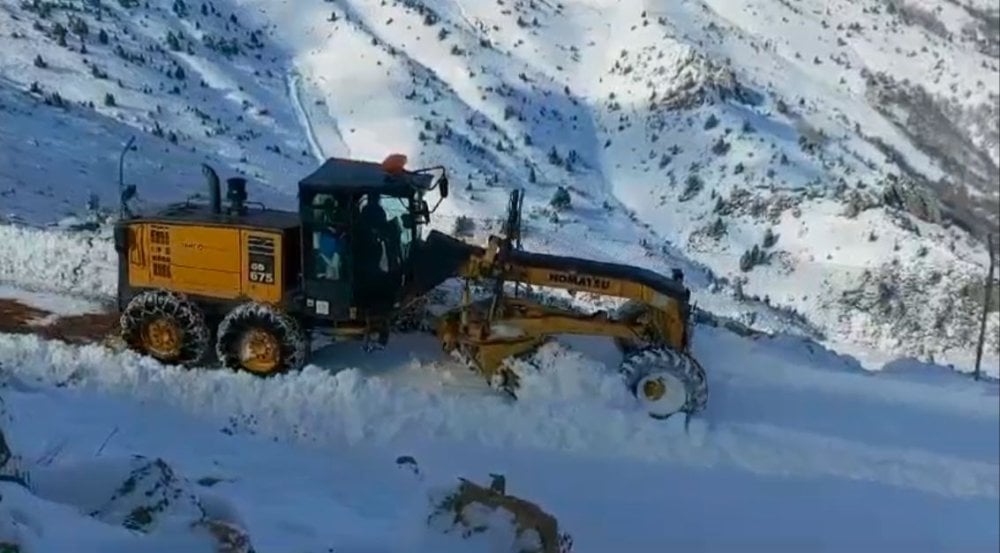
[635, 371, 688, 419]
[641, 378, 667, 401]
[239, 328, 281, 374]
[142, 318, 182, 360]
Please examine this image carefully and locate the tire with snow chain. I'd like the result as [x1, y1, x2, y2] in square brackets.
[621, 347, 708, 419]
[216, 303, 308, 376]
[120, 289, 211, 367]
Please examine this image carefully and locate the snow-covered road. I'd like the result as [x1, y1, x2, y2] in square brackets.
[3, 321, 996, 497]
[2, 312, 997, 551]
[287, 69, 327, 163]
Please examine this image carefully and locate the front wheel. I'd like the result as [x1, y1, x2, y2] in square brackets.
[216, 303, 308, 376]
[621, 347, 708, 419]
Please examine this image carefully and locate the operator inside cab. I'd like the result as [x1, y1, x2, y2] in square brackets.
[356, 192, 404, 310]
[359, 192, 390, 273]
[312, 194, 345, 281]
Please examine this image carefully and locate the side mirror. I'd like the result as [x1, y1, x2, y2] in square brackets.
[438, 175, 449, 198]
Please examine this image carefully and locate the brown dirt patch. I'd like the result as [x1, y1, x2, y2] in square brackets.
[435, 476, 573, 553]
[0, 298, 119, 345]
[0, 299, 49, 330]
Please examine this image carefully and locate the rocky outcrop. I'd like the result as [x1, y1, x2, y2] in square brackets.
[0, 399, 255, 553]
[834, 260, 1000, 362]
[429, 474, 573, 553]
[880, 174, 942, 225]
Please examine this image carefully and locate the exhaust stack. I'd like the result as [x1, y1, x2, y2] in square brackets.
[201, 164, 222, 214]
[226, 177, 248, 215]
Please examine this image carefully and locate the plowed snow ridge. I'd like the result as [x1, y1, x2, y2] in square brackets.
[0, 332, 995, 501]
[0, 225, 116, 299]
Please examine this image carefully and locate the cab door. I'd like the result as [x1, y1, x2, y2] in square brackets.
[301, 192, 355, 320]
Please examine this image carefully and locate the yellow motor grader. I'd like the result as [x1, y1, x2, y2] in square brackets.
[113, 153, 707, 419]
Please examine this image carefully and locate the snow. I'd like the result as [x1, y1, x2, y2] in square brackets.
[0, 318, 997, 551]
[0, 224, 116, 299]
[248, 0, 997, 368]
[0, 0, 998, 549]
[2, 326, 998, 497]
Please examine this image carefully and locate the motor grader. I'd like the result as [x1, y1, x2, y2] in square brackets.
[113, 154, 708, 419]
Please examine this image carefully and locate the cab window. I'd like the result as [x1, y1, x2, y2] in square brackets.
[356, 193, 412, 273]
[309, 194, 348, 281]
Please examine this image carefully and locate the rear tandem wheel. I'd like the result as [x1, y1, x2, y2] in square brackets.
[120, 289, 211, 366]
[216, 302, 309, 376]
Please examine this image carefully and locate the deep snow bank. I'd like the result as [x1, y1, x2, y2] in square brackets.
[0, 393, 253, 553]
[4, 367, 998, 553]
[0, 224, 116, 299]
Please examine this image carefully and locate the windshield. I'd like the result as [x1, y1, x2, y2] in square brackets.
[356, 193, 413, 274]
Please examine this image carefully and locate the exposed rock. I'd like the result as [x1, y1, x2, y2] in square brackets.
[429, 475, 573, 553]
[88, 456, 205, 532]
[191, 519, 256, 553]
[834, 260, 1000, 361]
[865, 70, 998, 238]
[842, 189, 881, 218]
[881, 174, 942, 224]
[652, 50, 762, 110]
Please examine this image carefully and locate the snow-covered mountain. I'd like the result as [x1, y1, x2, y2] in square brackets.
[1, 0, 996, 369]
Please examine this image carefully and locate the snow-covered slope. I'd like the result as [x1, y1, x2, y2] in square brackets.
[0, 0, 305, 224]
[262, 0, 1000, 368]
[5, 0, 994, 367]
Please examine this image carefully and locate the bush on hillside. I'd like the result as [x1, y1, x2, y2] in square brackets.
[550, 187, 571, 210]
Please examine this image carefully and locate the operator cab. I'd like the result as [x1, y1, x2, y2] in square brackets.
[297, 154, 447, 322]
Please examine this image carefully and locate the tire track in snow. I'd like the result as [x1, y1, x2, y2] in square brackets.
[287, 68, 351, 161]
[287, 69, 326, 162]
[0, 333, 995, 501]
